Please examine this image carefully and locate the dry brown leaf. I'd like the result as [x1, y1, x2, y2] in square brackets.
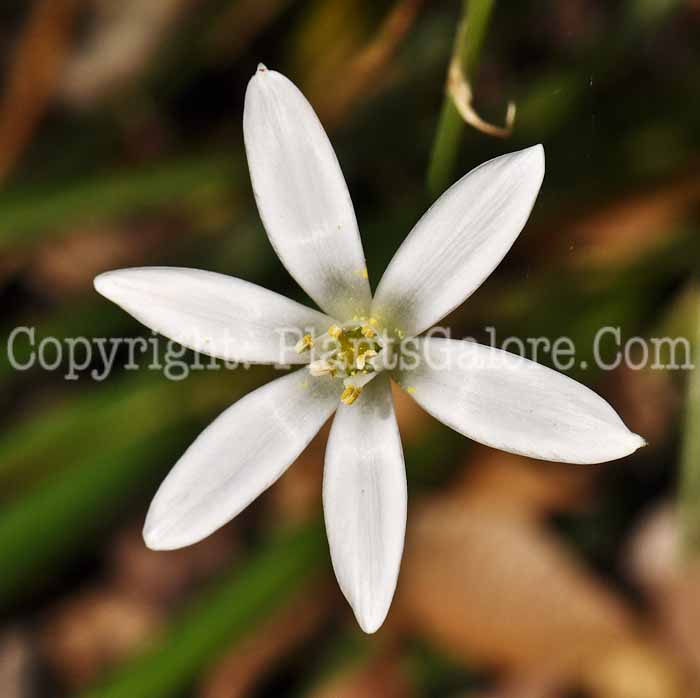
[627, 505, 700, 685]
[398, 455, 686, 697]
[27, 217, 186, 297]
[200, 585, 333, 698]
[467, 675, 561, 698]
[535, 173, 700, 271]
[0, 629, 33, 698]
[314, 0, 424, 128]
[39, 590, 162, 689]
[109, 523, 236, 607]
[206, 0, 293, 63]
[0, 0, 84, 181]
[391, 379, 432, 441]
[61, 0, 195, 107]
[582, 639, 689, 698]
[28, 223, 157, 297]
[457, 448, 592, 520]
[400, 500, 632, 673]
[606, 365, 680, 448]
[266, 422, 329, 525]
[292, 0, 366, 102]
[306, 656, 413, 698]
[627, 505, 681, 595]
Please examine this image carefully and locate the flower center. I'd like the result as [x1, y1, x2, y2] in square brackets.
[296, 321, 384, 405]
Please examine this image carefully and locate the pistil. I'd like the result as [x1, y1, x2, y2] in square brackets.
[299, 322, 384, 398]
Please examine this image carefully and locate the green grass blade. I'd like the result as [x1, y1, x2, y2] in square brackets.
[426, 0, 495, 198]
[0, 422, 194, 603]
[78, 521, 326, 698]
[0, 154, 240, 250]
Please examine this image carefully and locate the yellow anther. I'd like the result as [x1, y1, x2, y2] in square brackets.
[306, 321, 383, 382]
[309, 359, 336, 377]
[295, 334, 314, 353]
[361, 267, 369, 279]
[369, 317, 378, 326]
[406, 386, 416, 394]
[341, 385, 362, 405]
[356, 349, 377, 371]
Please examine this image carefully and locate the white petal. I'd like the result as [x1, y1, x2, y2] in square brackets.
[244, 66, 371, 320]
[94, 267, 334, 365]
[396, 338, 645, 464]
[144, 368, 341, 549]
[372, 146, 545, 337]
[323, 374, 406, 633]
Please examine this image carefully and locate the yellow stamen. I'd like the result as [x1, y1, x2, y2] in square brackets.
[361, 325, 375, 338]
[406, 386, 416, 394]
[356, 349, 377, 371]
[309, 359, 336, 377]
[328, 324, 343, 339]
[295, 334, 314, 353]
[341, 385, 362, 405]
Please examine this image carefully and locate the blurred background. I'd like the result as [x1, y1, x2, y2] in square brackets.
[1, 0, 700, 696]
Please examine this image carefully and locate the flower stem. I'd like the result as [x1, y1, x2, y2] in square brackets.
[426, 0, 495, 199]
[679, 284, 700, 559]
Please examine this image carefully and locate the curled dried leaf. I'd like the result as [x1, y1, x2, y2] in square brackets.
[447, 51, 515, 139]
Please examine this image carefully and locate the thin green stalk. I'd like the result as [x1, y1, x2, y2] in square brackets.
[679, 285, 700, 558]
[426, 0, 684, 198]
[426, 0, 495, 198]
[78, 521, 326, 698]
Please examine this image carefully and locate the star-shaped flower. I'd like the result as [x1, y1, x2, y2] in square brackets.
[94, 65, 644, 633]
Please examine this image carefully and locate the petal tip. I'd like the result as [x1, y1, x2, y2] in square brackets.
[521, 143, 545, 174]
[142, 522, 185, 552]
[142, 511, 189, 551]
[256, 62, 268, 73]
[632, 431, 648, 451]
[355, 607, 387, 634]
[606, 428, 647, 463]
[349, 590, 393, 635]
[93, 271, 118, 300]
[142, 522, 165, 551]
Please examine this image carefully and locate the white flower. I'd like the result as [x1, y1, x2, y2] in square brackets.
[94, 64, 645, 634]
